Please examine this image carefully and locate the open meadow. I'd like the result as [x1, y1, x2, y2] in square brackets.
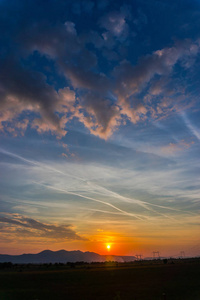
[0, 259, 199, 300]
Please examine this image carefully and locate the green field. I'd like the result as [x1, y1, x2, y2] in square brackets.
[0, 259, 199, 300]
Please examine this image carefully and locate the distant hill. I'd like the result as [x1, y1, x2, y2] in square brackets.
[0, 250, 136, 263]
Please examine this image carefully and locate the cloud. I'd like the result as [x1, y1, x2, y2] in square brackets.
[0, 56, 77, 137]
[114, 39, 200, 122]
[74, 91, 121, 139]
[0, 0, 200, 139]
[181, 112, 200, 141]
[99, 10, 129, 42]
[161, 140, 193, 155]
[115, 39, 200, 97]
[0, 214, 86, 241]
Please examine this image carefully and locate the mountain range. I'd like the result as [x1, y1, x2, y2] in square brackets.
[0, 250, 136, 263]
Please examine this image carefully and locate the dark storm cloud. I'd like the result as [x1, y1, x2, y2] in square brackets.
[0, 0, 200, 139]
[0, 214, 86, 240]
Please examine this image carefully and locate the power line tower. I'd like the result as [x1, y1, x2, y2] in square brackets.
[153, 251, 160, 259]
[135, 254, 142, 260]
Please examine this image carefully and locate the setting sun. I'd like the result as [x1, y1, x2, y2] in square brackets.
[106, 244, 111, 251]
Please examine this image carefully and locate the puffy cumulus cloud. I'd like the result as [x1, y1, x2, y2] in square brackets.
[65, 21, 77, 36]
[115, 39, 200, 98]
[99, 10, 129, 42]
[0, 58, 76, 137]
[74, 91, 121, 139]
[0, 0, 200, 139]
[60, 142, 76, 158]
[114, 39, 200, 122]
[0, 214, 86, 241]
[20, 21, 81, 59]
[5, 120, 29, 137]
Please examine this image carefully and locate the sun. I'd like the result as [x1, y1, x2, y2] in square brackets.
[106, 244, 111, 251]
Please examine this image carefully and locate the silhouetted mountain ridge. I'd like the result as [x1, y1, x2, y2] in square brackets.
[0, 250, 136, 263]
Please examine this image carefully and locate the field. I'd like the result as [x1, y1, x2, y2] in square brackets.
[0, 259, 199, 300]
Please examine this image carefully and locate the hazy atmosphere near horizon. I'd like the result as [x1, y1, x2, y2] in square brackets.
[0, 0, 200, 258]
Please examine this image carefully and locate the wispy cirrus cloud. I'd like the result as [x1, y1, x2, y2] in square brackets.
[161, 140, 193, 155]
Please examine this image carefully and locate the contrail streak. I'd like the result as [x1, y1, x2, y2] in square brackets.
[0, 147, 85, 182]
[181, 112, 200, 141]
[0, 147, 65, 175]
[34, 182, 183, 222]
[87, 181, 192, 216]
[34, 182, 145, 220]
[1, 147, 193, 218]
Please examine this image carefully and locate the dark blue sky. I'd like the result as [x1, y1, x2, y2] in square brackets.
[0, 0, 200, 256]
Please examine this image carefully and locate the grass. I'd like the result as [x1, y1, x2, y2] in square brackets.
[0, 259, 199, 299]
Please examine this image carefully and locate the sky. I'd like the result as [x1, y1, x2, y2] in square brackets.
[0, 0, 200, 257]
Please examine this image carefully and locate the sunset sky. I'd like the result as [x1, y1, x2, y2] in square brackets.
[0, 0, 200, 257]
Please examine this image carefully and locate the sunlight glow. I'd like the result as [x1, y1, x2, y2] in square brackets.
[106, 244, 111, 251]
